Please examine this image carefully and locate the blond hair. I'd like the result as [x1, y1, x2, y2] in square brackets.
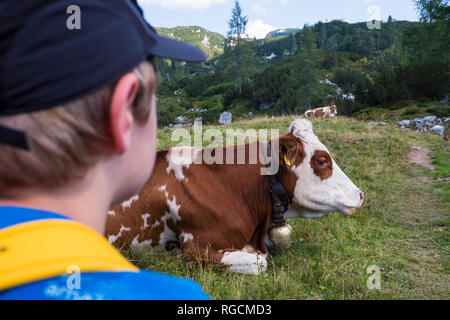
[0, 60, 157, 194]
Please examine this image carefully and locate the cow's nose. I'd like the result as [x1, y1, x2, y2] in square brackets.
[359, 191, 364, 204]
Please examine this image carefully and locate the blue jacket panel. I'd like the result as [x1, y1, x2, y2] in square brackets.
[0, 270, 209, 300]
[0, 206, 210, 300]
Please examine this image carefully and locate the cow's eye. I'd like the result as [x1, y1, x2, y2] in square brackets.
[317, 158, 328, 166]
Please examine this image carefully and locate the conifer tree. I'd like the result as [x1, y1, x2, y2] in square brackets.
[227, 0, 248, 96]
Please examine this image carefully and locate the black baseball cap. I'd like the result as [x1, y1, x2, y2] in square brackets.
[0, 0, 206, 150]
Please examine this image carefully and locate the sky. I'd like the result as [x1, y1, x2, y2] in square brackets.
[137, 0, 420, 39]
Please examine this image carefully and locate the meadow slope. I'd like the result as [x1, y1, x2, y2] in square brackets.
[124, 116, 449, 300]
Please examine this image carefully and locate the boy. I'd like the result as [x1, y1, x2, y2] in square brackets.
[0, 0, 209, 300]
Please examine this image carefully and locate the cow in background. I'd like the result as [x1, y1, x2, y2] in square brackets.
[304, 105, 337, 118]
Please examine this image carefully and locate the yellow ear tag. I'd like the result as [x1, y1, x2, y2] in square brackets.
[284, 153, 292, 166]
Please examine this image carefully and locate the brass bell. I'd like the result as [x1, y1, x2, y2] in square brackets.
[269, 224, 293, 249]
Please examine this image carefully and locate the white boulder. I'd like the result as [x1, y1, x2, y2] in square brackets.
[219, 112, 233, 125]
[430, 125, 445, 135]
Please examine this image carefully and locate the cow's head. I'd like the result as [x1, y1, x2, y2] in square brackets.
[279, 119, 364, 218]
[330, 105, 337, 117]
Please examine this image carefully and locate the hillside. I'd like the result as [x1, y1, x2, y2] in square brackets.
[156, 26, 225, 60]
[255, 20, 418, 58]
[126, 116, 450, 299]
[266, 28, 301, 38]
[154, 21, 436, 126]
[153, 17, 446, 129]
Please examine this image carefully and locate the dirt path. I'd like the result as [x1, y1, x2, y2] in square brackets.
[408, 146, 450, 183]
[407, 146, 435, 170]
[400, 145, 449, 298]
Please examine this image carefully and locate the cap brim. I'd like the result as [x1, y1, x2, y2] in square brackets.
[148, 34, 207, 63]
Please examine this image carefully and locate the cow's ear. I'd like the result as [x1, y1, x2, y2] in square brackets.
[289, 119, 314, 142]
[279, 135, 305, 167]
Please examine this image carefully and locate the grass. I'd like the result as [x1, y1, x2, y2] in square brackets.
[353, 104, 450, 122]
[126, 115, 449, 300]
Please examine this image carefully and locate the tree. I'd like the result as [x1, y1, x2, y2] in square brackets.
[290, 33, 298, 54]
[298, 25, 317, 53]
[227, 0, 247, 39]
[327, 35, 338, 51]
[319, 22, 327, 51]
[399, 0, 449, 98]
[415, 0, 449, 22]
[296, 27, 321, 109]
[227, 0, 248, 96]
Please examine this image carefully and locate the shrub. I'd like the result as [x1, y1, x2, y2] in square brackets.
[427, 106, 450, 117]
[191, 95, 225, 125]
[202, 82, 235, 98]
[402, 105, 422, 115]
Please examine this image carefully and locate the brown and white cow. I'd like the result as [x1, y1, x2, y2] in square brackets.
[304, 105, 337, 118]
[105, 119, 363, 275]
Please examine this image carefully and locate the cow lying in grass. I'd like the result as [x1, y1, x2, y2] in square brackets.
[105, 119, 364, 274]
[304, 105, 337, 118]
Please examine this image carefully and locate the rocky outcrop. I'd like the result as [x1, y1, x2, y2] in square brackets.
[395, 116, 449, 135]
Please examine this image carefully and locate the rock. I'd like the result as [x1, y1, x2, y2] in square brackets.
[320, 79, 336, 86]
[219, 112, 233, 125]
[398, 120, 411, 128]
[423, 116, 437, 122]
[265, 53, 277, 60]
[368, 121, 387, 126]
[398, 117, 447, 135]
[188, 108, 207, 113]
[413, 118, 424, 125]
[343, 93, 355, 101]
[423, 116, 437, 127]
[258, 102, 274, 111]
[417, 127, 427, 133]
[431, 125, 445, 135]
[175, 115, 188, 123]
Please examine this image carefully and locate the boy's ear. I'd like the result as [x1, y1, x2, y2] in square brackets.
[278, 134, 305, 167]
[110, 73, 139, 155]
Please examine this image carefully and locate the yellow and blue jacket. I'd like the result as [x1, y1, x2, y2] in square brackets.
[0, 206, 209, 300]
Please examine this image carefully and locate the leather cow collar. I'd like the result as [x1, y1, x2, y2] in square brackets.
[265, 141, 290, 228]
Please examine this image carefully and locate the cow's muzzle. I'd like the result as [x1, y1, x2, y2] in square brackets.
[340, 191, 364, 216]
